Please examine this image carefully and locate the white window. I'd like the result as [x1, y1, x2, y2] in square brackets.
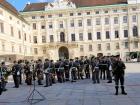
[96, 18, 101, 25]
[116, 43, 120, 50]
[79, 33, 83, 41]
[95, 11, 99, 14]
[106, 31, 110, 39]
[50, 35, 54, 42]
[87, 19, 92, 26]
[32, 16, 36, 19]
[70, 20, 74, 27]
[59, 14, 63, 17]
[124, 42, 129, 49]
[33, 36, 37, 43]
[123, 16, 127, 23]
[70, 13, 74, 16]
[42, 36, 46, 43]
[134, 41, 138, 48]
[132, 15, 137, 22]
[114, 17, 118, 24]
[48, 22, 53, 29]
[78, 20, 82, 27]
[59, 21, 63, 28]
[33, 23, 37, 30]
[113, 10, 117, 13]
[105, 17, 109, 25]
[115, 30, 119, 38]
[97, 44, 101, 51]
[43, 48, 46, 54]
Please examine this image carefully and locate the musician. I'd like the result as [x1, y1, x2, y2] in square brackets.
[0, 62, 8, 91]
[18, 60, 23, 85]
[99, 57, 107, 80]
[55, 59, 65, 83]
[12, 61, 21, 88]
[44, 59, 52, 87]
[69, 59, 77, 82]
[79, 57, 84, 80]
[0, 67, 2, 95]
[75, 57, 80, 80]
[50, 60, 56, 84]
[113, 55, 127, 95]
[84, 56, 90, 79]
[35, 59, 43, 85]
[64, 59, 69, 81]
[24, 61, 32, 85]
[92, 58, 100, 84]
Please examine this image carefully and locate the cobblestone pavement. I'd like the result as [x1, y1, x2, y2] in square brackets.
[0, 63, 140, 105]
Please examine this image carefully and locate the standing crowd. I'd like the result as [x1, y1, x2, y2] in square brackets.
[0, 55, 127, 96]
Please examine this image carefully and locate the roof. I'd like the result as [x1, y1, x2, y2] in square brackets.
[0, 0, 28, 24]
[70, 0, 127, 7]
[22, 0, 127, 12]
[0, 0, 19, 15]
[23, 2, 48, 12]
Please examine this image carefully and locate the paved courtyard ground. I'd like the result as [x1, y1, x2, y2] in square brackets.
[0, 63, 140, 105]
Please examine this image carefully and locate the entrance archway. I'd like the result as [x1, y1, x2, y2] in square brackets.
[59, 46, 69, 59]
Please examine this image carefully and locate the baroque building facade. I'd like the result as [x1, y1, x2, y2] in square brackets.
[0, 1, 33, 62]
[21, 0, 140, 61]
[0, 0, 140, 62]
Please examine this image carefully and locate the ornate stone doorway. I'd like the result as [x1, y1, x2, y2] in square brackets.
[58, 46, 69, 60]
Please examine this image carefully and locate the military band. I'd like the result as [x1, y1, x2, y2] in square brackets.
[0, 55, 127, 96]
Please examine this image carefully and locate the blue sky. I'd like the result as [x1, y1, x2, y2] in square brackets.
[7, 0, 54, 11]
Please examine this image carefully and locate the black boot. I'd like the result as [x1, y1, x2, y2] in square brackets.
[115, 86, 119, 95]
[121, 86, 127, 95]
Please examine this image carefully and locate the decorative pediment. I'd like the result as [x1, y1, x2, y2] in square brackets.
[45, 0, 76, 11]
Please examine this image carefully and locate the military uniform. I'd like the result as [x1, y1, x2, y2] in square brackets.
[0, 67, 3, 95]
[0, 62, 8, 91]
[55, 60, 65, 83]
[84, 58, 90, 79]
[35, 60, 43, 85]
[64, 60, 70, 81]
[92, 59, 100, 84]
[113, 56, 127, 95]
[12, 61, 21, 88]
[24, 62, 32, 85]
[69, 60, 77, 82]
[44, 60, 53, 87]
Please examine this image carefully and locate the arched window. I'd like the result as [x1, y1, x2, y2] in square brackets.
[60, 32, 65, 42]
[133, 26, 138, 37]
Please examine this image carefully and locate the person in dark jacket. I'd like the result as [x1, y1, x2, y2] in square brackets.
[24, 61, 32, 85]
[12, 61, 21, 88]
[113, 55, 127, 95]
